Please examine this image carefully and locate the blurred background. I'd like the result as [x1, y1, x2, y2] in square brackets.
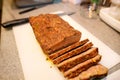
[0, 0, 2, 35]
[0, 0, 2, 24]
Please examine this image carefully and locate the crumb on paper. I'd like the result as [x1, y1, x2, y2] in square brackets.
[50, 66, 52, 68]
[46, 57, 49, 61]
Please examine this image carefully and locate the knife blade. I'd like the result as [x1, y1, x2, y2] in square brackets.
[1, 12, 75, 28]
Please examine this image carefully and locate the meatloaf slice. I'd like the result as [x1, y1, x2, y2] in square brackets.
[49, 39, 89, 60]
[53, 42, 93, 64]
[69, 64, 108, 80]
[57, 47, 98, 72]
[64, 54, 101, 79]
[29, 14, 81, 55]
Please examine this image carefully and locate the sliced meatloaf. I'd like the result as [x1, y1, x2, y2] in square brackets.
[49, 39, 89, 60]
[53, 42, 93, 64]
[69, 64, 108, 80]
[29, 14, 108, 80]
[57, 47, 98, 72]
[29, 14, 81, 55]
[64, 54, 101, 79]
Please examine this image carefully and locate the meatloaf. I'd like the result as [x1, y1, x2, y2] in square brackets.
[29, 14, 108, 80]
[49, 39, 89, 60]
[57, 47, 99, 72]
[63, 54, 101, 78]
[69, 64, 108, 80]
[53, 42, 93, 64]
[29, 14, 81, 55]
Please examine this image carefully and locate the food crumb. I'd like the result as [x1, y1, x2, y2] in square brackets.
[50, 66, 52, 68]
[46, 58, 49, 61]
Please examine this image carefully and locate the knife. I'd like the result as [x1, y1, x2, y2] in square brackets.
[1, 12, 75, 28]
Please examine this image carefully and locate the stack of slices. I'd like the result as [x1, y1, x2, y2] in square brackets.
[29, 14, 108, 80]
[50, 39, 108, 80]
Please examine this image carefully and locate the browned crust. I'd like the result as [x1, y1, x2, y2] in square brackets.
[69, 64, 108, 80]
[53, 42, 93, 64]
[49, 39, 89, 60]
[64, 54, 101, 79]
[29, 14, 81, 55]
[57, 47, 98, 72]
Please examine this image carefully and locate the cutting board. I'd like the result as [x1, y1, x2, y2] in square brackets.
[102, 69, 120, 80]
[13, 13, 120, 80]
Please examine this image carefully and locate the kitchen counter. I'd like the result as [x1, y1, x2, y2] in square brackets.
[0, 0, 120, 80]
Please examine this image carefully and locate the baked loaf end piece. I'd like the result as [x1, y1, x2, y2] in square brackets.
[69, 64, 108, 80]
[29, 14, 81, 54]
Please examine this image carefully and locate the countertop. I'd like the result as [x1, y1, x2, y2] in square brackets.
[0, 0, 120, 80]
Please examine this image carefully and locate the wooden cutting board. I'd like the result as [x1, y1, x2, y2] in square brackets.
[13, 13, 120, 80]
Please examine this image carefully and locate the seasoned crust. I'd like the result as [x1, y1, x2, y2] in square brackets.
[29, 14, 81, 54]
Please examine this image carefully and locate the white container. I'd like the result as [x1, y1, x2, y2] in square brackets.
[109, 7, 120, 20]
[100, 8, 120, 32]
